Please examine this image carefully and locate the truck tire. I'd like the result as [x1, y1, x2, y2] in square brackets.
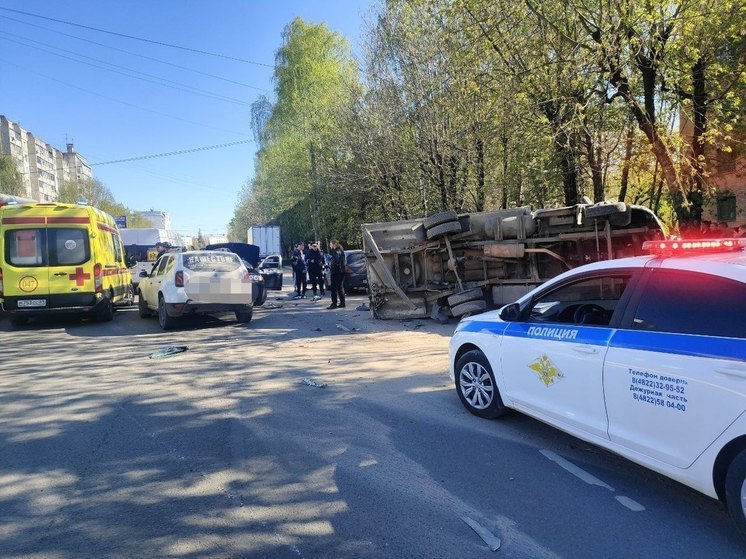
[423, 210, 458, 230]
[426, 220, 463, 240]
[451, 299, 487, 317]
[448, 287, 484, 307]
[584, 202, 627, 219]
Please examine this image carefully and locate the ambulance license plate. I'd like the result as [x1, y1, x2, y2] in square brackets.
[18, 299, 46, 308]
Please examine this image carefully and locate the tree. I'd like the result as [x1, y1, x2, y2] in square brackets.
[0, 154, 26, 197]
[58, 177, 150, 226]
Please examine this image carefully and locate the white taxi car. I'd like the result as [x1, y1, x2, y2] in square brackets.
[138, 250, 253, 330]
[449, 238, 746, 534]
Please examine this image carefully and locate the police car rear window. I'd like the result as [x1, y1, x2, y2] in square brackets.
[183, 253, 240, 272]
[632, 270, 746, 339]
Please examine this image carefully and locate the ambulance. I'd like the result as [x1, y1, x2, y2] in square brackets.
[0, 201, 132, 325]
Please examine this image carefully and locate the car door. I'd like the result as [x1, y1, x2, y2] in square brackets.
[500, 271, 635, 439]
[604, 269, 746, 468]
[141, 256, 169, 309]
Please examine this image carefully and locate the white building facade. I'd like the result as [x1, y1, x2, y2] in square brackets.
[0, 115, 93, 201]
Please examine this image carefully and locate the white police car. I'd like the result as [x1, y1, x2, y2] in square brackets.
[449, 238, 746, 534]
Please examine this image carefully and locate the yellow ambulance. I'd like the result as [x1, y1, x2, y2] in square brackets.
[0, 202, 132, 326]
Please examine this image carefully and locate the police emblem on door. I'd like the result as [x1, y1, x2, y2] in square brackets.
[528, 355, 564, 387]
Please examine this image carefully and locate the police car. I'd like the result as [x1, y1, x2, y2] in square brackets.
[449, 238, 746, 534]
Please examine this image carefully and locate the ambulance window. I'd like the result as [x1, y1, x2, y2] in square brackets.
[49, 228, 89, 266]
[114, 235, 123, 263]
[529, 274, 631, 326]
[632, 270, 746, 338]
[5, 229, 45, 266]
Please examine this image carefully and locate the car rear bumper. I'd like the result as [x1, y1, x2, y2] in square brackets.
[2, 293, 106, 315]
[165, 301, 252, 317]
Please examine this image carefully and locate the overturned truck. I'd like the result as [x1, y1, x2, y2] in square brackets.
[362, 201, 667, 320]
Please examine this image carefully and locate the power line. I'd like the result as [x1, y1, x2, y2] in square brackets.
[0, 14, 267, 91]
[0, 7, 274, 67]
[0, 57, 252, 137]
[0, 31, 253, 107]
[90, 140, 254, 166]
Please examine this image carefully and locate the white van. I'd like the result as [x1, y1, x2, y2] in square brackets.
[120, 228, 185, 292]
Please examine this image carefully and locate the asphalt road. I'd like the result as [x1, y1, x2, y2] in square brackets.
[1, 278, 744, 558]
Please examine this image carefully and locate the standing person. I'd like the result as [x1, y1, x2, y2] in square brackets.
[291, 242, 307, 299]
[306, 242, 325, 298]
[327, 239, 346, 309]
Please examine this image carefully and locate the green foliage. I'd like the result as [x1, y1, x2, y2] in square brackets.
[58, 177, 148, 225]
[232, 5, 746, 238]
[0, 154, 26, 197]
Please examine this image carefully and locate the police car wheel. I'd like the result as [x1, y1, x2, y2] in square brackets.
[158, 295, 176, 330]
[455, 350, 507, 419]
[724, 449, 746, 538]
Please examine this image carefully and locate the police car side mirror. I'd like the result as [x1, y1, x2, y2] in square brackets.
[139, 271, 149, 278]
[500, 303, 521, 322]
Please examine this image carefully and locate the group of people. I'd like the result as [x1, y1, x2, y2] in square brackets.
[290, 240, 346, 310]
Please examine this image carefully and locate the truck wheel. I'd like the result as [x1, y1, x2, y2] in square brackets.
[725, 449, 746, 539]
[235, 308, 253, 324]
[138, 294, 152, 318]
[451, 299, 487, 317]
[158, 295, 176, 330]
[455, 349, 507, 419]
[426, 220, 463, 240]
[584, 202, 627, 219]
[96, 295, 114, 322]
[424, 210, 458, 230]
[447, 287, 484, 307]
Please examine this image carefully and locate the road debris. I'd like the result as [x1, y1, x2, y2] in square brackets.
[461, 517, 501, 552]
[302, 378, 327, 388]
[336, 323, 360, 333]
[149, 346, 189, 359]
[356, 303, 369, 311]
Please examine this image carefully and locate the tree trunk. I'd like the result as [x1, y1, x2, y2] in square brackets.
[582, 128, 604, 202]
[309, 142, 319, 242]
[618, 125, 634, 203]
[475, 136, 485, 211]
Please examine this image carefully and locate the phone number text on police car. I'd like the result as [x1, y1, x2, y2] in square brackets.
[630, 376, 686, 395]
[632, 392, 686, 412]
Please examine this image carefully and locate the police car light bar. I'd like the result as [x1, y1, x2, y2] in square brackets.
[642, 238, 745, 255]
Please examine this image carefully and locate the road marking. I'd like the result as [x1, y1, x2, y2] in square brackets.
[615, 495, 646, 512]
[539, 449, 615, 491]
[461, 516, 501, 551]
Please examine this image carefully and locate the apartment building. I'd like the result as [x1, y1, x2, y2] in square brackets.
[0, 115, 92, 201]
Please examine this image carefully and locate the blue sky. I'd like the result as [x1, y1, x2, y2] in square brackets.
[0, 0, 372, 237]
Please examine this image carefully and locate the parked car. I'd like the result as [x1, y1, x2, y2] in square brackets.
[138, 250, 253, 330]
[343, 249, 368, 294]
[258, 254, 283, 290]
[205, 243, 266, 306]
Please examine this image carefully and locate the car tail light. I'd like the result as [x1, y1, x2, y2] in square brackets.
[174, 270, 184, 287]
[241, 269, 251, 282]
[93, 263, 103, 293]
[642, 238, 745, 255]
[345, 266, 353, 274]
[0, 267, 3, 297]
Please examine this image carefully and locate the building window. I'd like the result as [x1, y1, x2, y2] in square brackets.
[716, 194, 737, 222]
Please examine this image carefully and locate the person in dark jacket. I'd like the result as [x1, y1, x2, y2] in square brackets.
[327, 239, 345, 309]
[306, 242, 325, 298]
[291, 242, 307, 298]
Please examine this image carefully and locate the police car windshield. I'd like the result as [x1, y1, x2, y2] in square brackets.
[184, 253, 241, 272]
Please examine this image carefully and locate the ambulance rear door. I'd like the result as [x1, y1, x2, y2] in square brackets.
[2, 217, 51, 309]
[46, 218, 95, 300]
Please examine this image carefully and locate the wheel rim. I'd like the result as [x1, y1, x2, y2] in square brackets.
[741, 477, 746, 517]
[459, 361, 494, 409]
